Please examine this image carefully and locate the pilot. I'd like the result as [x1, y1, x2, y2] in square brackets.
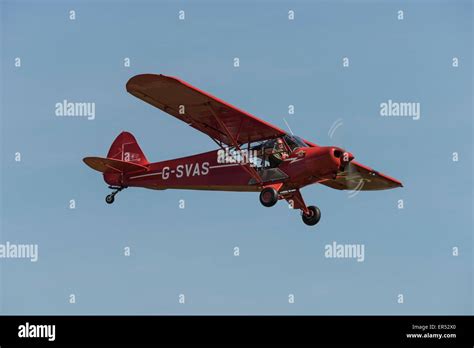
[267, 138, 289, 167]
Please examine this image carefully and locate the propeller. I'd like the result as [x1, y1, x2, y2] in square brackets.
[328, 118, 364, 197]
[284, 116, 365, 194]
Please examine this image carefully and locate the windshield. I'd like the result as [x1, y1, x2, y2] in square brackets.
[247, 135, 308, 168]
[283, 134, 308, 151]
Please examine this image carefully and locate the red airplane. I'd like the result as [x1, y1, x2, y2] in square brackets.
[83, 74, 403, 226]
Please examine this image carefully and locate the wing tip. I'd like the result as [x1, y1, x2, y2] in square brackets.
[126, 74, 184, 96]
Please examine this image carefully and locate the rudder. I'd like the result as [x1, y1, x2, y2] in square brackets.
[107, 131, 149, 165]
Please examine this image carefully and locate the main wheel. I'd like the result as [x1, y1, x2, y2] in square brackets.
[259, 187, 278, 207]
[302, 206, 321, 226]
[105, 194, 115, 204]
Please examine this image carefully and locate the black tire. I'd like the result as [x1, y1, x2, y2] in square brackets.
[302, 206, 321, 226]
[105, 194, 115, 204]
[259, 187, 278, 207]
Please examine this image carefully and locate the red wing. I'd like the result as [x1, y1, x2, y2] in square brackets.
[126, 74, 286, 146]
[320, 161, 403, 191]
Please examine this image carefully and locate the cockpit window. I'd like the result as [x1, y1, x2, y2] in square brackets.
[283, 135, 308, 151]
[248, 135, 308, 169]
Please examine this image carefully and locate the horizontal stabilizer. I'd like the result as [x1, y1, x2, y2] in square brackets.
[83, 157, 149, 174]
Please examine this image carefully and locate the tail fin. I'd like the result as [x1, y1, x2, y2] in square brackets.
[83, 131, 149, 186]
[107, 131, 149, 166]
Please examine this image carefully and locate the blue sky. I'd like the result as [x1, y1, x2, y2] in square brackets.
[0, 0, 472, 314]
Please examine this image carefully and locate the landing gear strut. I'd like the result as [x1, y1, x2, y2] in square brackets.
[105, 186, 125, 204]
[282, 189, 322, 227]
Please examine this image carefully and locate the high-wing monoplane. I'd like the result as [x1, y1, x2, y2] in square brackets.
[84, 74, 403, 226]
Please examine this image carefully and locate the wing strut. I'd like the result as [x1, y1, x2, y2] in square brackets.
[206, 101, 263, 185]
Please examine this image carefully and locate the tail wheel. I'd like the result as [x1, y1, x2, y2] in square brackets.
[302, 206, 321, 226]
[105, 194, 115, 204]
[259, 187, 278, 207]
[105, 186, 126, 204]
